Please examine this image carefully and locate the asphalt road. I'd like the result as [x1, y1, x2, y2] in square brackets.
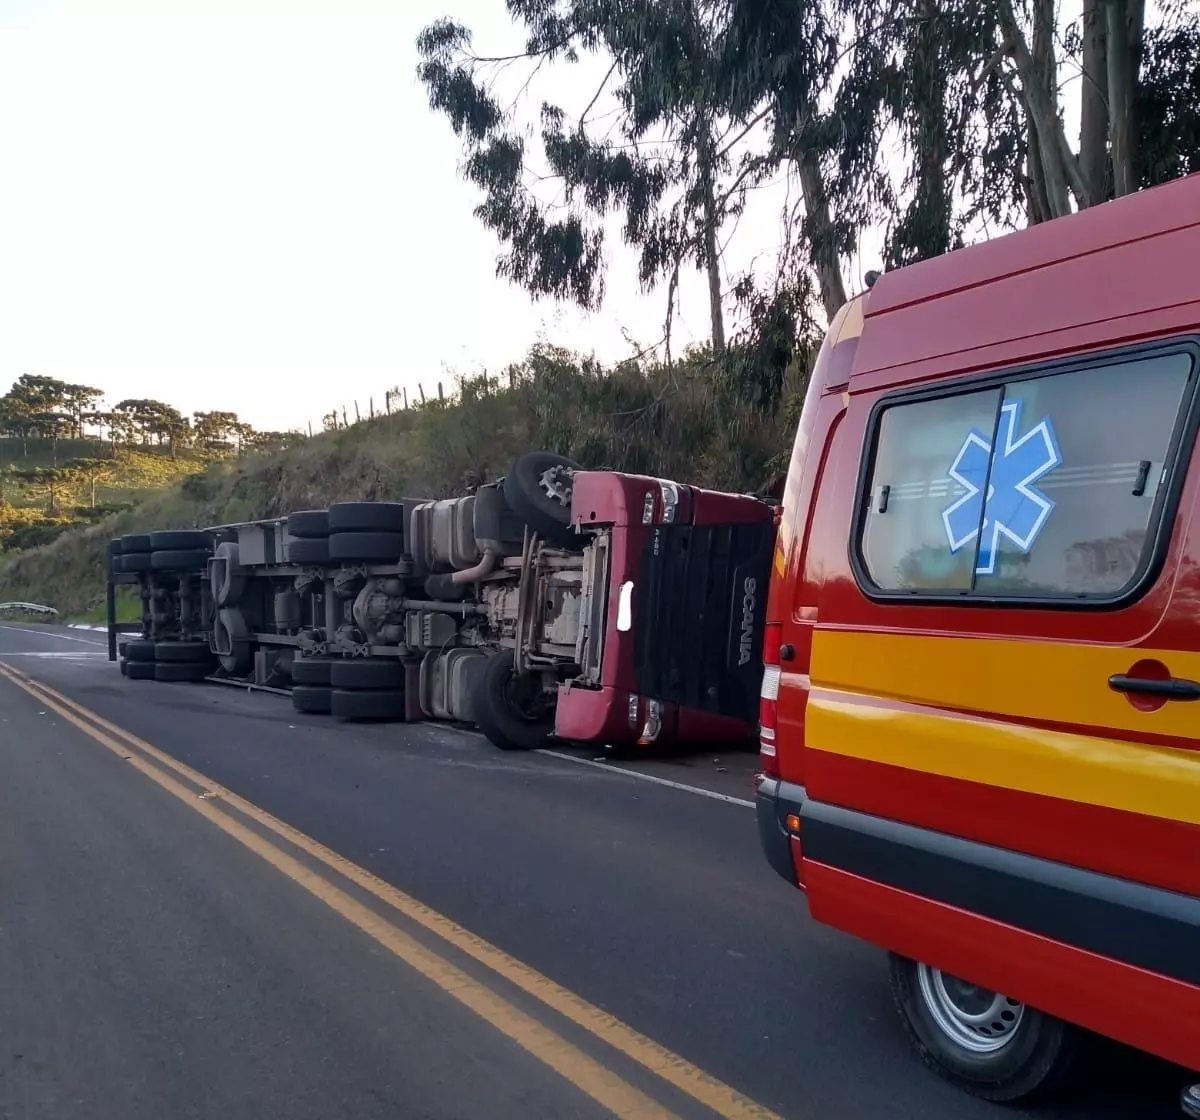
[0, 622, 1188, 1120]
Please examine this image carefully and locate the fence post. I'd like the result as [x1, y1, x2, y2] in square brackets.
[437, 381, 444, 401]
[403, 387, 409, 409]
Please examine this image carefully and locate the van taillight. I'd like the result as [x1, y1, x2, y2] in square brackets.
[759, 622, 782, 776]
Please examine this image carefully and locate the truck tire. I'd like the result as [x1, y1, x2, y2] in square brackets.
[154, 661, 211, 682]
[292, 685, 332, 714]
[331, 688, 406, 721]
[120, 533, 152, 553]
[503, 451, 579, 547]
[150, 529, 210, 551]
[329, 658, 405, 689]
[291, 656, 335, 686]
[328, 501, 406, 534]
[328, 531, 404, 563]
[120, 553, 153, 573]
[151, 548, 211, 571]
[473, 650, 556, 751]
[125, 661, 157, 680]
[888, 954, 1076, 1103]
[124, 638, 157, 662]
[286, 510, 330, 538]
[119, 659, 129, 677]
[155, 640, 213, 663]
[287, 537, 330, 564]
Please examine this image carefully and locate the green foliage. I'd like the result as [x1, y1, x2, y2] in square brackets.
[0, 340, 811, 617]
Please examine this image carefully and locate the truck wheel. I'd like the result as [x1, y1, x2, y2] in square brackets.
[473, 650, 555, 751]
[154, 661, 211, 682]
[286, 537, 330, 564]
[330, 658, 405, 690]
[328, 501, 406, 534]
[291, 656, 336, 686]
[331, 688, 406, 721]
[328, 531, 404, 563]
[120, 553, 154, 573]
[151, 548, 212, 571]
[119, 659, 129, 677]
[120, 533, 152, 553]
[292, 685, 333, 714]
[503, 451, 579, 547]
[125, 661, 157, 680]
[124, 639, 157, 663]
[888, 954, 1075, 1103]
[286, 509, 330, 538]
[155, 640, 212, 663]
[150, 530, 210, 551]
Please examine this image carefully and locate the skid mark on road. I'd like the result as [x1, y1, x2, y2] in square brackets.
[0, 661, 786, 1120]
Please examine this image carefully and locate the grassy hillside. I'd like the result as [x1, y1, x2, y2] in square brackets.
[0, 345, 804, 618]
[0, 438, 208, 552]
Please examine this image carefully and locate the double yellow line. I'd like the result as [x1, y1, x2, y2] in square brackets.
[0, 661, 784, 1120]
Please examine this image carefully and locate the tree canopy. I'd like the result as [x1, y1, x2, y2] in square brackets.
[419, 0, 1200, 344]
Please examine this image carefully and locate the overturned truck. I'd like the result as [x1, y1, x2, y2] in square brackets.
[106, 452, 774, 752]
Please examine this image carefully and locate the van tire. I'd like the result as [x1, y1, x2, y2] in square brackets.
[330, 688, 406, 721]
[473, 650, 555, 751]
[503, 451, 579, 547]
[888, 954, 1076, 1103]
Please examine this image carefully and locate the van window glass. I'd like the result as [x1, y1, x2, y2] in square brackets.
[981, 352, 1191, 596]
[861, 389, 1004, 591]
[860, 348, 1194, 600]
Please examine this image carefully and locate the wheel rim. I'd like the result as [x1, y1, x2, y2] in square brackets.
[915, 964, 1025, 1054]
[538, 465, 574, 508]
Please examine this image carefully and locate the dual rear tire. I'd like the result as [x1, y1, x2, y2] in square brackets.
[120, 638, 214, 683]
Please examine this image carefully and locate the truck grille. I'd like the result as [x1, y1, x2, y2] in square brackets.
[633, 522, 774, 724]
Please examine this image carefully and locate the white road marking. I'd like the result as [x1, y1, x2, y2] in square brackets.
[536, 749, 756, 808]
[0, 650, 107, 658]
[0, 624, 105, 645]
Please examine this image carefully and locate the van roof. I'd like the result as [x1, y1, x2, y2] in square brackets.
[852, 173, 1200, 390]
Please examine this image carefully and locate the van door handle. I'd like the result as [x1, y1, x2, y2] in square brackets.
[1108, 675, 1200, 701]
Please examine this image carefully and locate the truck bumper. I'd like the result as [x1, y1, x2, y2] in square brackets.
[755, 776, 807, 888]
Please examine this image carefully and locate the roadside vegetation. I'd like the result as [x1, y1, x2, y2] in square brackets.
[0, 340, 811, 618]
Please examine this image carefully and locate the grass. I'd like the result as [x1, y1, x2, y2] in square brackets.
[0, 342, 809, 617]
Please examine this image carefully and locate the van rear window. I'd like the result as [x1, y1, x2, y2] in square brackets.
[856, 344, 1196, 602]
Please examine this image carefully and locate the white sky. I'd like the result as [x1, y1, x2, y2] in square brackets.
[0, 0, 817, 433]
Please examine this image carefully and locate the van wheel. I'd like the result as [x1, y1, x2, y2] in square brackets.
[888, 954, 1075, 1103]
[473, 650, 555, 751]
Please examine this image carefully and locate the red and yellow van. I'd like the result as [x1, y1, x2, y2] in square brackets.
[756, 172, 1200, 1105]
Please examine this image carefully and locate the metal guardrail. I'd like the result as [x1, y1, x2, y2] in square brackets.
[0, 602, 59, 617]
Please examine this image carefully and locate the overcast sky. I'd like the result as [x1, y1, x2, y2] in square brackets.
[0, 0, 819, 432]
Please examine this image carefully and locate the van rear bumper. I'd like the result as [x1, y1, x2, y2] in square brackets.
[755, 776, 806, 887]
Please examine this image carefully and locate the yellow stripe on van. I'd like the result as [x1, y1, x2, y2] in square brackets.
[805, 689, 1200, 826]
[810, 630, 1200, 742]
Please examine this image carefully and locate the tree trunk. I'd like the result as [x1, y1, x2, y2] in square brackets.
[696, 120, 726, 355]
[1106, 0, 1145, 196]
[796, 148, 848, 322]
[909, 0, 951, 257]
[1080, 0, 1110, 203]
[998, 0, 1091, 214]
[1026, 126, 1053, 224]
